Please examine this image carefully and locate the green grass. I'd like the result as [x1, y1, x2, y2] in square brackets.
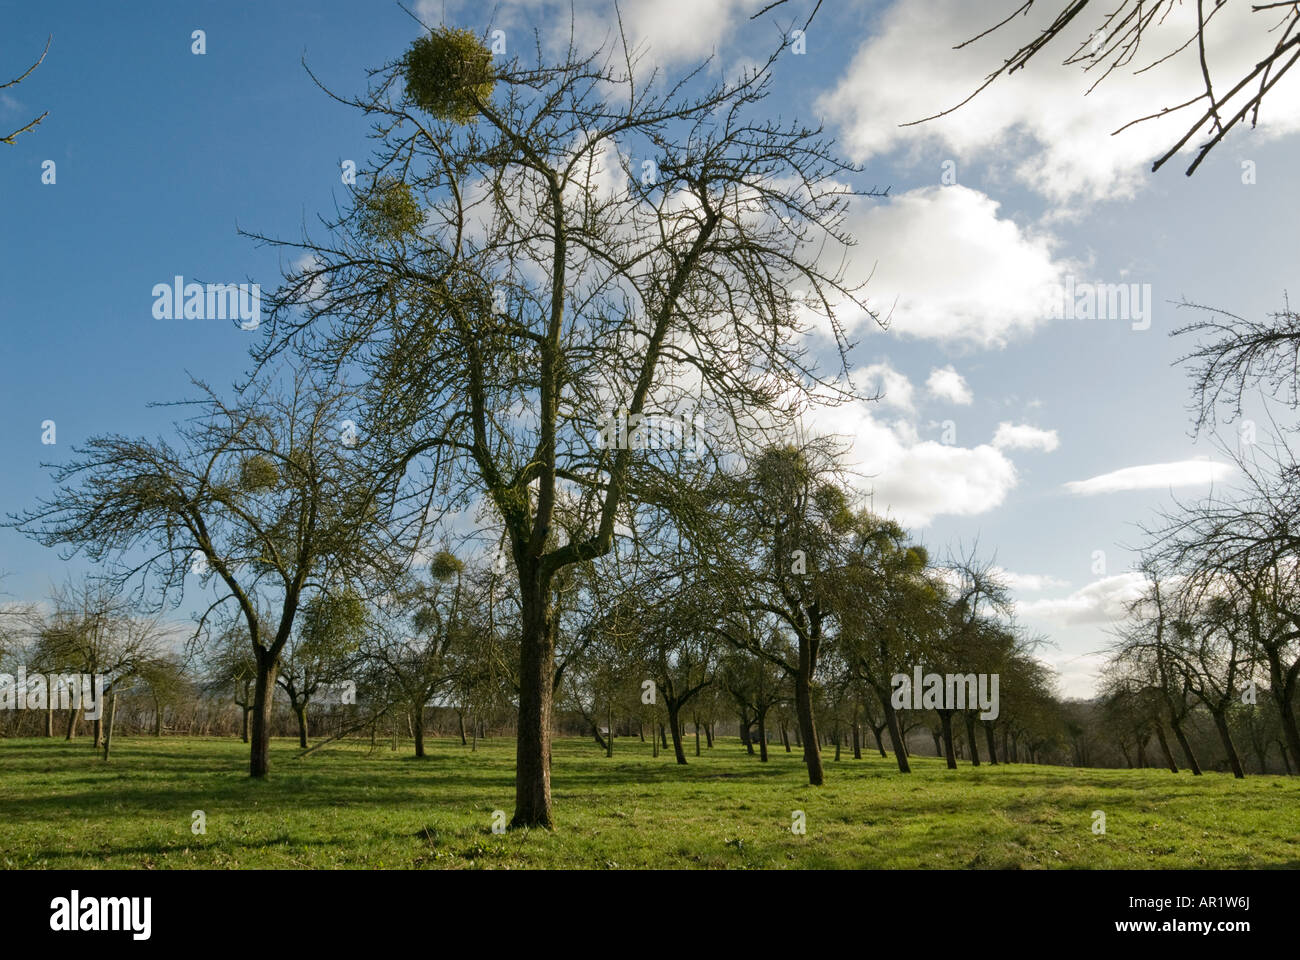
[1, 735, 1297, 869]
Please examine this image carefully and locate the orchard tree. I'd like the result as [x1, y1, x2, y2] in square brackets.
[250, 23, 882, 825]
[13, 372, 397, 777]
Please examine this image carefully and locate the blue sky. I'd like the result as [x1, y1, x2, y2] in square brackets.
[3, 0, 1298, 696]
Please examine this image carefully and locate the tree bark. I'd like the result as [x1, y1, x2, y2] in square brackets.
[295, 702, 309, 749]
[1153, 719, 1177, 773]
[101, 690, 117, 761]
[667, 703, 687, 765]
[983, 719, 999, 764]
[878, 693, 911, 773]
[938, 710, 958, 770]
[757, 709, 769, 763]
[249, 654, 278, 779]
[413, 705, 426, 758]
[872, 723, 887, 757]
[1210, 708, 1245, 779]
[793, 661, 823, 785]
[511, 569, 556, 828]
[964, 713, 980, 766]
[1265, 650, 1300, 773]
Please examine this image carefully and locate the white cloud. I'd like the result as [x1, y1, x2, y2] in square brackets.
[926, 365, 972, 405]
[818, 0, 1300, 204]
[806, 393, 1018, 528]
[826, 186, 1071, 347]
[1017, 573, 1147, 626]
[992, 422, 1059, 452]
[857, 363, 915, 412]
[995, 568, 1067, 593]
[1063, 459, 1233, 496]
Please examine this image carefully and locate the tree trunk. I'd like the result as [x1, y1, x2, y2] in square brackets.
[983, 720, 999, 765]
[757, 709, 769, 763]
[45, 702, 53, 738]
[780, 722, 790, 752]
[295, 702, 309, 749]
[964, 713, 980, 767]
[851, 719, 861, 760]
[694, 720, 700, 757]
[101, 690, 118, 761]
[668, 703, 687, 765]
[1265, 650, 1300, 773]
[92, 716, 102, 749]
[793, 663, 823, 786]
[938, 711, 957, 770]
[659, 723, 669, 749]
[1153, 719, 1177, 773]
[871, 724, 887, 757]
[511, 571, 557, 829]
[249, 655, 278, 779]
[240, 705, 250, 743]
[931, 730, 942, 756]
[1210, 708, 1245, 779]
[878, 692, 911, 773]
[413, 705, 425, 758]
[458, 710, 468, 746]
[739, 713, 754, 756]
[607, 702, 614, 758]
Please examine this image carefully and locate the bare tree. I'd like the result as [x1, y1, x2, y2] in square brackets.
[248, 22, 883, 826]
[13, 371, 397, 777]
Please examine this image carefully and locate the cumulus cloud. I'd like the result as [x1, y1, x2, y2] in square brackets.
[857, 362, 915, 412]
[1017, 573, 1147, 626]
[825, 186, 1072, 347]
[818, 0, 1300, 204]
[1063, 459, 1233, 496]
[926, 365, 972, 405]
[992, 422, 1059, 452]
[806, 391, 1019, 528]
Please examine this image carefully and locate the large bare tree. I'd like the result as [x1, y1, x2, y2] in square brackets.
[248, 22, 882, 826]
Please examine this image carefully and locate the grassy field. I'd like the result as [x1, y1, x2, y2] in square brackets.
[1, 735, 1297, 869]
